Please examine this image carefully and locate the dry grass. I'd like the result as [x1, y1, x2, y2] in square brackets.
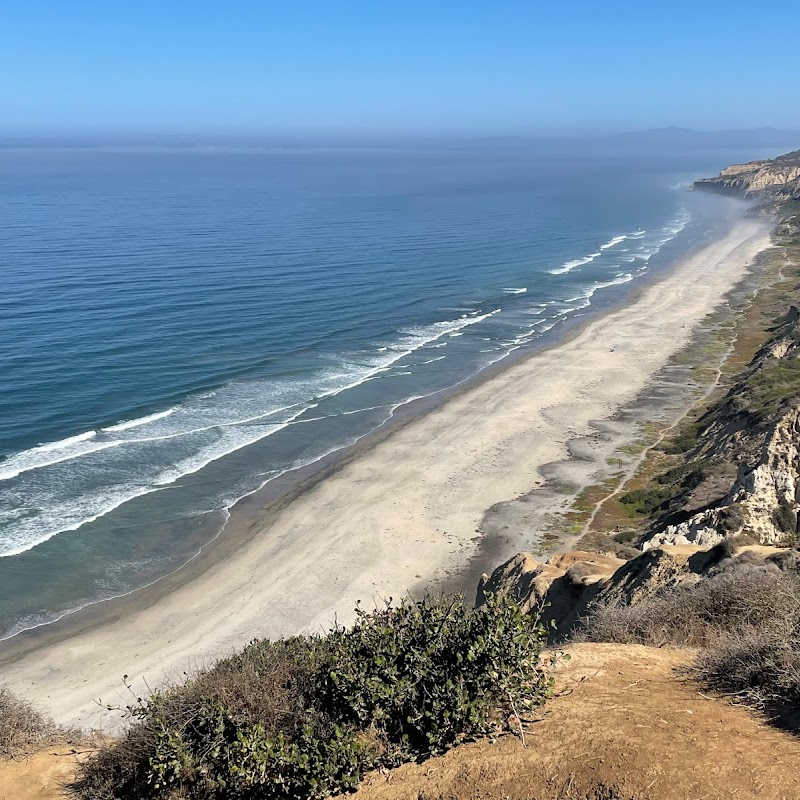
[0, 685, 59, 758]
[577, 568, 800, 649]
[576, 554, 800, 721]
[695, 629, 800, 711]
[70, 635, 323, 799]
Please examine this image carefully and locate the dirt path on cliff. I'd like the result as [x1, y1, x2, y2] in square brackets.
[349, 643, 800, 800]
[0, 743, 94, 800]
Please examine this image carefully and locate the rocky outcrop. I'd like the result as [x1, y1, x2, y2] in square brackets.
[644, 407, 800, 548]
[478, 546, 709, 635]
[478, 544, 795, 637]
[476, 551, 624, 631]
[694, 150, 800, 201]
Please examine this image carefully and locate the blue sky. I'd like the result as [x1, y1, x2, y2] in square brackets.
[2, 0, 798, 138]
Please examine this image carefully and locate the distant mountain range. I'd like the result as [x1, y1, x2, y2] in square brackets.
[613, 126, 800, 147]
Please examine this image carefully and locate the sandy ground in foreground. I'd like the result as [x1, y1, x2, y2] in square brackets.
[347, 643, 800, 800]
[0, 219, 772, 730]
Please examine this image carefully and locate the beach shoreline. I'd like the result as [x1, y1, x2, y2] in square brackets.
[0, 215, 774, 730]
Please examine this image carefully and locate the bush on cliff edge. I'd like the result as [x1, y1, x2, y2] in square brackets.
[72, 593, 552, 800]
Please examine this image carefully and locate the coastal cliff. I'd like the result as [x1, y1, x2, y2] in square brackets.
[479, 151, 800, 636]
[477, 541, 797, 639]
[640, 304, 800, 549]
[693, 149, 800, 201]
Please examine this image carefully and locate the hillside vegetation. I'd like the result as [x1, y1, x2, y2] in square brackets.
[71, 594, 552, 800]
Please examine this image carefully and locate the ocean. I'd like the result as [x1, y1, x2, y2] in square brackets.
[0, 141, 777, 639]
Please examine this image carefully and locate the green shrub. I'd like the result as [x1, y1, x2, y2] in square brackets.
[318, 593, 551, 760]
[72, 636, 338, 800]
[773, 497, 798, 536]
[73, 594, 552, 800]
[661, 422, 701, 454]
[619, 462, 711, 518]
[654, 462, 706, 489]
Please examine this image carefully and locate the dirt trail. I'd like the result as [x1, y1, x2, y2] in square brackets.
[3, 643, 800, 800]
[0, 742, 93, 800]
[349, 643, 800, 800]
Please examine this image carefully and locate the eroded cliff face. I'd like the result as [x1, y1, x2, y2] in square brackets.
[642, 307, 800, 549]
[694, 150, 800, 201]
[477, 543, 796, 638]
[644, 407, 800, 549]
[476, 551, 625, 631]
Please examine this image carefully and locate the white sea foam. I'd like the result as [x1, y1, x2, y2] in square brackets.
[0, 309, 500, 556]
[35, 430, 96, 452]
[600, 234, 628, 250]
[549, 252, 602, 275]
[102, 408, 177, 433]
[0, 405, 315, 558]
[502, 287, 527, 294]
[593, 272, 634, 291]
[554, 270, 635, 316]
[0, 440, 121, 481]
[551, 226, 654, 276]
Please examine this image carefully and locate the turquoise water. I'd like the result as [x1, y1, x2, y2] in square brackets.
[0, 143, 764, 637]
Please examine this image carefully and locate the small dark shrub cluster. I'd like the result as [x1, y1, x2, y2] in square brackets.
[661, 421, 703, 455]
[773, 496, 798, 536]
[0, 685, 58, 758]
[73, 593, 552, 800]
[619, 462, 710, 518]
[611, 530, 638, 545]
[618, 485, 675, 516]
[717, 503, 746, 534]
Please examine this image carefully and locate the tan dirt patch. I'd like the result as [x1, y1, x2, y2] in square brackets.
[348, 643, 800, 800]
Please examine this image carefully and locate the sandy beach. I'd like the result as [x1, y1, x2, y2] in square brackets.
[0, 217, 772, 730]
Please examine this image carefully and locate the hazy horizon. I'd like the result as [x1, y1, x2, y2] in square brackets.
[1, 126, 799, 153]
